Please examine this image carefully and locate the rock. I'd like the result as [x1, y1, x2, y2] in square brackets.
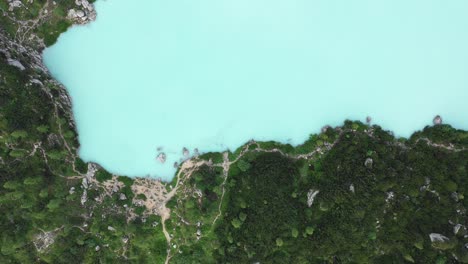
[430, 233, 449, 243]
[321, 125, 331, 133]
[30, 79, 43, 86]
[67, 9, 77, 18]
[157, 152, 166, 163]
[69, 187, 75, 195]
[47, 133, 61, 147]
[433, 115, 443, 125]
[119, 193, 127, 200]
[7, 58, 25, 70]
[76, 10, 85, 18]
[80, 189, 87, 205]
[364, 158, 373, 169]
[107, 226, 116, 232]
[8, 0, 22, 11]
[366, 116, 372, 124]
[307, 189, 320, 207]
[95, 245, 100, 251]
[67, 0, 96, 23]
[173, 162, 179, 168]
[430, 233, 456, 250]
[454, 224, 467, 236]
[183, 147, 189, 157]
[349, 184, 355, 193]
[82, 178, 88, 189]
[385, 191, 395, 203]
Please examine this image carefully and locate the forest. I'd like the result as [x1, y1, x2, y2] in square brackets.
[168, 122, 468, 263]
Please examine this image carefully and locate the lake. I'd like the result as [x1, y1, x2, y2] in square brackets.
[43, 0, 468, 180]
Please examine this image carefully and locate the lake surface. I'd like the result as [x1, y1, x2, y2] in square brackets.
[44, 0, 468, 180]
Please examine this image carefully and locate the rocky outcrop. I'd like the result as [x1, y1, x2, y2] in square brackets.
[7, 0, 22, 11]
[67, 0, 97, 24]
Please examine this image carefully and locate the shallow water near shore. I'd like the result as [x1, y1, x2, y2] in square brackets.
[44, 0, 468, 180]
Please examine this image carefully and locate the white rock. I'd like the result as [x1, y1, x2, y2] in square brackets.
[67, 9, 77, 18]
[454, 224, 466, 236]
[30, 79, 43, 86]
[7, 59, 25, 70]
[8, 0, 22, 11]
[82, 178, 88, 189]
[76, 10, 85, 18]
[307, 189, 320, 207]
[429, 233, 449, 243]
[80, 189, 87, 205]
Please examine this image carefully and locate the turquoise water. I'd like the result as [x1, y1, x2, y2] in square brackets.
[44, 0, 468, 180]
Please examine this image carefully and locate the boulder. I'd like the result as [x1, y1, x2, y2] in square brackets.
[433, 115, 443, 125]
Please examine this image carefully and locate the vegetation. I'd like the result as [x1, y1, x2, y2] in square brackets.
[168, 123, 468, 263]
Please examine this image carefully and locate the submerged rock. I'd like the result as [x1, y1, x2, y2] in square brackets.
[157, 153, 166, 163]
[183, 147, 189, 157]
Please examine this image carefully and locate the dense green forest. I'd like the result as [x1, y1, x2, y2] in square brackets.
[168, 122, 468, 263]
[1, 0, 468, 263]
